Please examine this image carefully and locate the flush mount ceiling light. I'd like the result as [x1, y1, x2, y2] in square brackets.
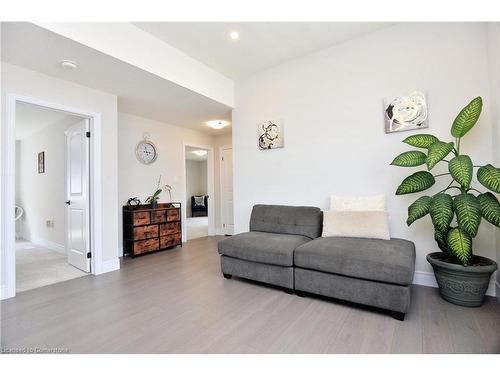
[60, 60, 78, 71]
[229, 31, 239, 40]
[192, 150, 208, 156]
[206, 120, 229, 130]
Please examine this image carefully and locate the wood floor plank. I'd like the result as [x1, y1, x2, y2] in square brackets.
[390, 285, 424, 353]
[421, 286, 454, 353]
[2, 236, 499, 353]
[472, 298, 500, 354]
[268, 298, 351, 354]
[443, 297, 489, 354]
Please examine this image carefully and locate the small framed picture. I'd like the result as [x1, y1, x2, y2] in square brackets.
[258, 120, 284, 150]
[384, 91, 428, 133]
[38, 152, 45, 174]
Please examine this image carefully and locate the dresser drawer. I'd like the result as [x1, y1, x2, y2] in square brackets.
[159, 222, 181, 236]
[151, 210, 166, 223]
[133, 211, 150, 226]
[160, 233, 181, 249]
[133, 225, 158, 240]
[133, 238, 159, 255]
[166, 208, 180, 222]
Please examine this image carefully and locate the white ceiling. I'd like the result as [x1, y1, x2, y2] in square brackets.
[133, 22, 393, 80]
[185, 145, 208, 161]
[15, 102, 83, 140]
[2, 23, 232, 135]
[4, 22, 394, 137]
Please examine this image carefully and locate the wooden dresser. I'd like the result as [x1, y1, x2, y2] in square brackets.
[123, 203, 182, 257]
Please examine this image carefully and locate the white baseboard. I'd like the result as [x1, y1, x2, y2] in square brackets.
[413, 271, 497, 297]
[28, 236, 65, 254]
[98, 258, 120, 274]
[0, 284, 15, 301]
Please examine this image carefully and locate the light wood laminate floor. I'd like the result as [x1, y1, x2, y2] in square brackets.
[2, 236, 499, 353]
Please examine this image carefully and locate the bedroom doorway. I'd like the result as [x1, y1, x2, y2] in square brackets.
[13, 101, 91, 293]
[1, 94, 105, 300]
[184, 145, 210, 240]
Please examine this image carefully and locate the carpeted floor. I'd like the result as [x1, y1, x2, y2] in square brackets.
[186, 216, 208, 240]
[15, 240, 88, 292]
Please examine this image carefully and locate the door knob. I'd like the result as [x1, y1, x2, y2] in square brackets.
[65, 200, 71, 205]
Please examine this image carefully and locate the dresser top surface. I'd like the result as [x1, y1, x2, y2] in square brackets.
[123, 202, 181, 213]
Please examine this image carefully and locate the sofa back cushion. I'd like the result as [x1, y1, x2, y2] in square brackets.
[250, 204, 323, 239]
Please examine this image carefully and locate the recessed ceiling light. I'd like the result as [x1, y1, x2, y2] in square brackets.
[60, 60, 78, 71]
[192, 150, 208, 157]
[229, 31, 239, 41]
[206, 120, 229, 130]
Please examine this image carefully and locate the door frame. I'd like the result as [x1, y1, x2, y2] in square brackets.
[219, 145, 233, 235]
[182, 142, 215, 242]
[1, 93, 103, 300]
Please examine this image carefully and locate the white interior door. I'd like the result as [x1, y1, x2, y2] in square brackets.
[221, 147, 234, 235]
[65, 119, 90, 272]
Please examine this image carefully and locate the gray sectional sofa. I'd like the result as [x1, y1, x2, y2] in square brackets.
[218, 204, 416, 320]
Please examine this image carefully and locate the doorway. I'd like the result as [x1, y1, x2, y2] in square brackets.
[185, 145, 209, 240]
[14, 102, 91, 292]
[1, 94, 104, 300]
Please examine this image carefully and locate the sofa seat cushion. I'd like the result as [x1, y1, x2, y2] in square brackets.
[294, 237, 415, 285]
[218, 231, 311, 267]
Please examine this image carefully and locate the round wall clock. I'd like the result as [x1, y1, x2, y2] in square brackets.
[136, 135, 158, 164]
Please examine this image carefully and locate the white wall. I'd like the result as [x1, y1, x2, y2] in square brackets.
[117, 112, 217, 249]
[16, 117, 82, 249]
[185, 159, 208, 217]
[233, 23, 497, 288]
[487, 23, 500, 298]
[1, 63, 119, 282]
[0, 21, 4, 299]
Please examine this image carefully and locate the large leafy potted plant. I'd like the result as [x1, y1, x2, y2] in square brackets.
[391, 97, 498, 307]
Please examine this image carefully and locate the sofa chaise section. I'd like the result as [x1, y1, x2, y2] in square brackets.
[294, 236, 415, 318]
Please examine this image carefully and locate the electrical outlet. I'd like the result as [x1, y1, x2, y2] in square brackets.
[45, 220, 54, 228]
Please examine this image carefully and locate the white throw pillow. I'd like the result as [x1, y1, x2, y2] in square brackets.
[194, 196, 205, 206]
[330, 194, 386, 211]
[322, 210, 391, 240]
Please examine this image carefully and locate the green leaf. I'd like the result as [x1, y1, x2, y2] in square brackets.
[429, 193, 454, 233]
[451, 97, 483, 138]
[477, 164, 500, 193]
[477, 192, 500, 228]
[447, 228, 472, 266]
[426, 141, 455, 170]
[448, 155, 473, 188]
[402, 134, 439, 149]
[407, 196, 432, 226]
[453, 194, 482, 237]
[391, 151, 427, 167]
[396, 171, 436, 195]
[434, 228, 451, 252]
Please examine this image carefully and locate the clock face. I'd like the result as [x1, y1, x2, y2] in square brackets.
[136, 141, 157, 164]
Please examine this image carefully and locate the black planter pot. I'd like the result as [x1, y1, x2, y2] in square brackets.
[150, 200, 158, 209]
[427, 252, 497, 307]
